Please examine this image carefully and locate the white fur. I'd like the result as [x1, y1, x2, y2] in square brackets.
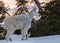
[0, 10, 41, 41]
[0, 0, 41, 41]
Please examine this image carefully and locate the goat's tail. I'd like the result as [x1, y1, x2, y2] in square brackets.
[0, 22, 4, 27]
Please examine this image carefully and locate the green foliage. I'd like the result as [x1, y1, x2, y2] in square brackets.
[30, 0, 60, 37]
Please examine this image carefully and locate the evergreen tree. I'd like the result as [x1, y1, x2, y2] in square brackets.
[30, 0, 60, 37]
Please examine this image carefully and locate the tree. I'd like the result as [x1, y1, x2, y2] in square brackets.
[29, 0, 60, 37]
[0, 1, 6, 22]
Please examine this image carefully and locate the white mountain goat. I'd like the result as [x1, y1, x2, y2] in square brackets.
[0, 9, 41, 41]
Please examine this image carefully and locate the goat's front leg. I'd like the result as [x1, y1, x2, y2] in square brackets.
[21, 29, 28, 40]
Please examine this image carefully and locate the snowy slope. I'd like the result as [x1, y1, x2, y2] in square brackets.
[0, 34, 60, 43]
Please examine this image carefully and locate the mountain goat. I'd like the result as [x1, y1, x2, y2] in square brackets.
[0, 9, 41, 41]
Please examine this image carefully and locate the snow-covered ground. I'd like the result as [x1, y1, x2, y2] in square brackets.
[0, 34, 60, 43]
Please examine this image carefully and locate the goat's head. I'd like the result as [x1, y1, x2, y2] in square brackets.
[33, 12, 41, 21]
[31, 8, 41, 21]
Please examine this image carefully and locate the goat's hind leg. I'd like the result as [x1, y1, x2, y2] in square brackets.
[5, 29, 14, 41]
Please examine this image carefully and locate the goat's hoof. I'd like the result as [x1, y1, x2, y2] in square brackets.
[6, 38, 12, 41]
[21, 39, 23, 40]
[9, 39, 12, 41]
[21, 38, 28, 40]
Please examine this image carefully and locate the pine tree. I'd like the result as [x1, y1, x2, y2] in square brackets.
[30, 0, 60, 37]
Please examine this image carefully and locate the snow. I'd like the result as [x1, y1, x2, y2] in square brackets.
[0, 34, 60, 43]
